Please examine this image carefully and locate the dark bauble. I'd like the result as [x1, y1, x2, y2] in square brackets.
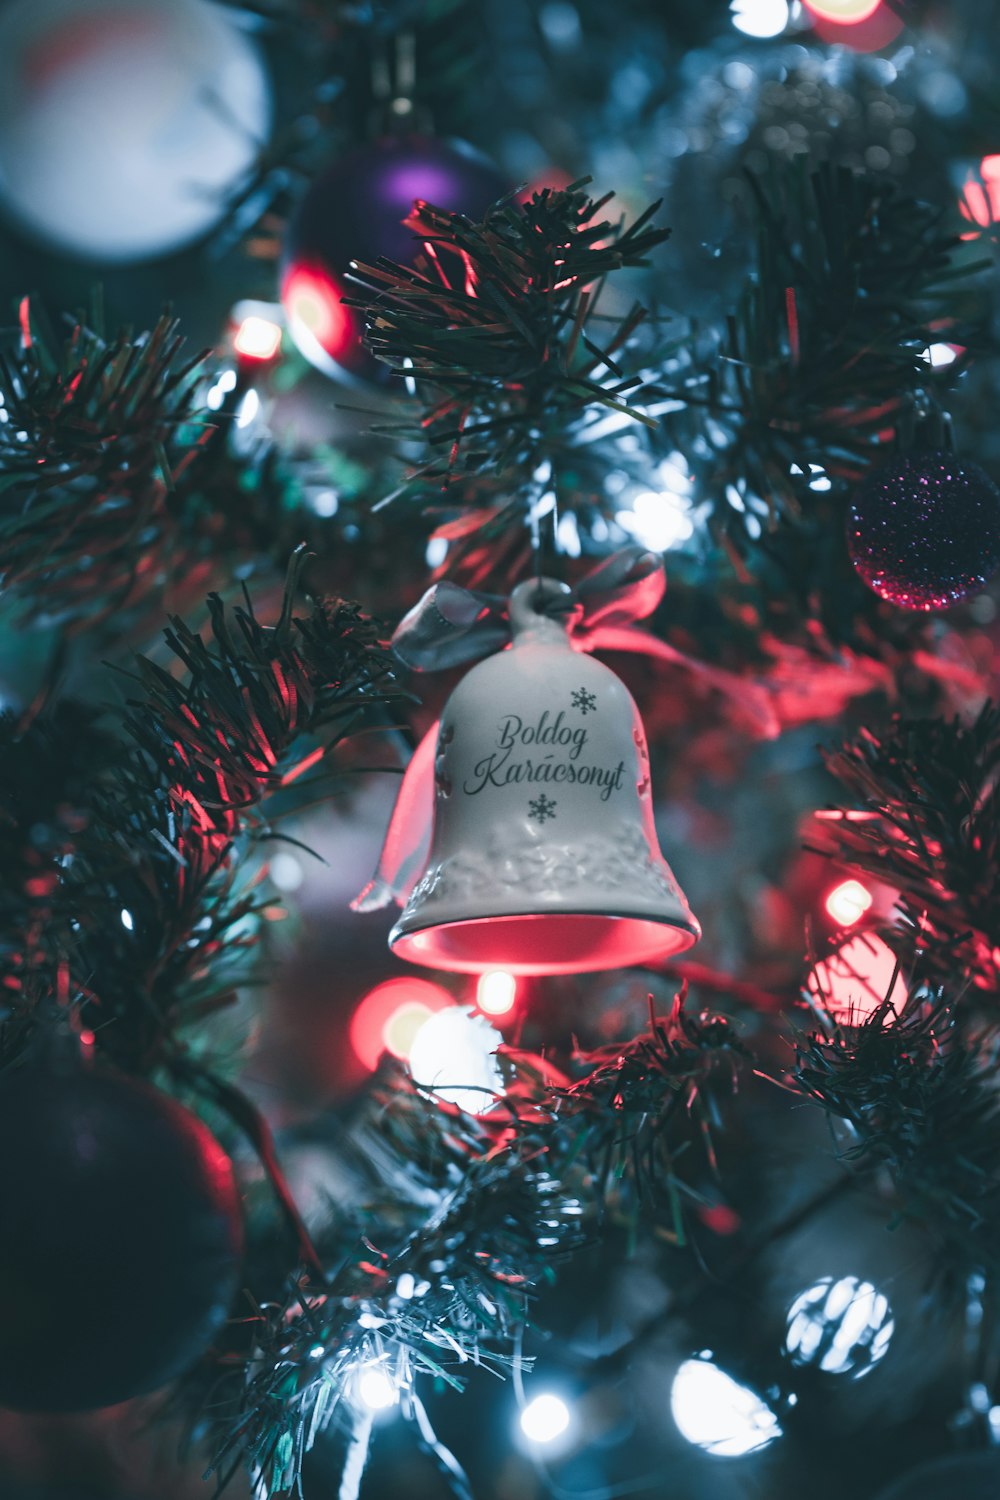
[281, 134, 508, 383]
[874, 1451, 1000, 1499]
[848, 451, 1000, 610]
[0, 1062, 242, 1411]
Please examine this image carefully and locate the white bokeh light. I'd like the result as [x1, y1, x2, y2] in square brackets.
[616, 490, 694, 552]
[671, 1357, 782, 1457]
[269, 852, 304, 892]
[356, 1364, 398, 1412]
[921, 343, 960, 368]
[785, 1276, 894, 1378]
[731, 0, 790, 38]
[519, 1393, 572, 1445]
[408, 1006, 503, 1114]
[477, 971, 517, 1016]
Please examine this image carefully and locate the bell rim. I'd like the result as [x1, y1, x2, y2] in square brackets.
[389, 907, 702, 975]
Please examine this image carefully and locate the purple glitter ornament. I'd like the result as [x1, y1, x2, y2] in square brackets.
[281, 135, 508, 384]
[848, 451, 1000, 610]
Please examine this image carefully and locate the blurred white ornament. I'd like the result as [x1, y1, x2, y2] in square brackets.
[407, 1005, 503, 1114]
[671, 1357, 781, 1457]
[0, 0, 271, 262]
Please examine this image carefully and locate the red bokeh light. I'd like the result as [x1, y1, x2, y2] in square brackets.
[803, 0, 881, 21]
[806, 2, 903, 49]
[960, 156, 1000, 235]
[281, 266, 354, 366]
[349, 977, 452, 1073]
[807, 933, 906, 1025]
[825, 879, 874, 927]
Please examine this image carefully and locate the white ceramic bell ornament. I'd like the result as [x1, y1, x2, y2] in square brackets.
[389, 577, 701, 974]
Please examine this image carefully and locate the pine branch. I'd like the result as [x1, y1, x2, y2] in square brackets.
[194, 994, 746, 1496]
[348, 180, 670, 536]
[0, 551, 401, 1075]
[794, 996, 1000, 1285]
[815, 703, 1000, 983]
[657, 163, 991, 546]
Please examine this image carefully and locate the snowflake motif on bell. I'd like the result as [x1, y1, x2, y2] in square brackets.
[528, 794, 558, 824]
[571, 687, 597, 714]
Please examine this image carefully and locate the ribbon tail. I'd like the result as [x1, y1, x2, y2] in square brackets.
[584, 624, 781, 740]
[351, 722, 438, 912]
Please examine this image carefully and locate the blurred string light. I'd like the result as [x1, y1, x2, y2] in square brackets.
[519, 1392, 573, 1446]
[236, 389, 260, 429]
[807, 932, 907, 1024]
[730, 0, 790, 39]
[356, 1363, 400, 1413]
[614, 454, 696, 552]
[825, 878, 873, 927]
[206, 368, 238, 411]
[670, 1356, 782, 1457]
[407, 1006, 503, 1113]
[425, 536, 449, 569]
[790, 462, 832, 493]
[234, 314, 283, 363]
[268, 851, 304, 892]
[349, 978, 452, 1073]
[309, 489, 339, 519]
[921, 342, 961, 368]
[476, 971, 517, 1016]
[960, 156, 1000, 233]
[785, 1276, 894, 1377]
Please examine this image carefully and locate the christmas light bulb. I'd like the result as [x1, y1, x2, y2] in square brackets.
[825, 879, 873, 927]
[234, 315, 282, 362]
[408, 1006, 503, 1114]
[960, 156, 1000, 231]
[785, 1276, 894, 1378]
[730, 0, 790, 38]
[477, 970, 517, 1016]
[519, 1393, 572, 1445]
[356, 1364, 398, 1411]
[670, 1358, 781, 1457]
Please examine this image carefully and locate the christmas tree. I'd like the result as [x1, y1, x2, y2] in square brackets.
[0, 1, 999, 1497]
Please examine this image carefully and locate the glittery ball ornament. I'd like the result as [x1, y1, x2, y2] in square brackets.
[847, 451, 1000, 610]
[281, 134, 507, 384]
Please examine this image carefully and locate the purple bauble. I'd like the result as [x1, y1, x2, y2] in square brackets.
[281, 134, 508, 383]
[847, 451, 1000, 610]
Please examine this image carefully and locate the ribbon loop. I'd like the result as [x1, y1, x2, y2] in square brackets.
[392, 545, 664, 673]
